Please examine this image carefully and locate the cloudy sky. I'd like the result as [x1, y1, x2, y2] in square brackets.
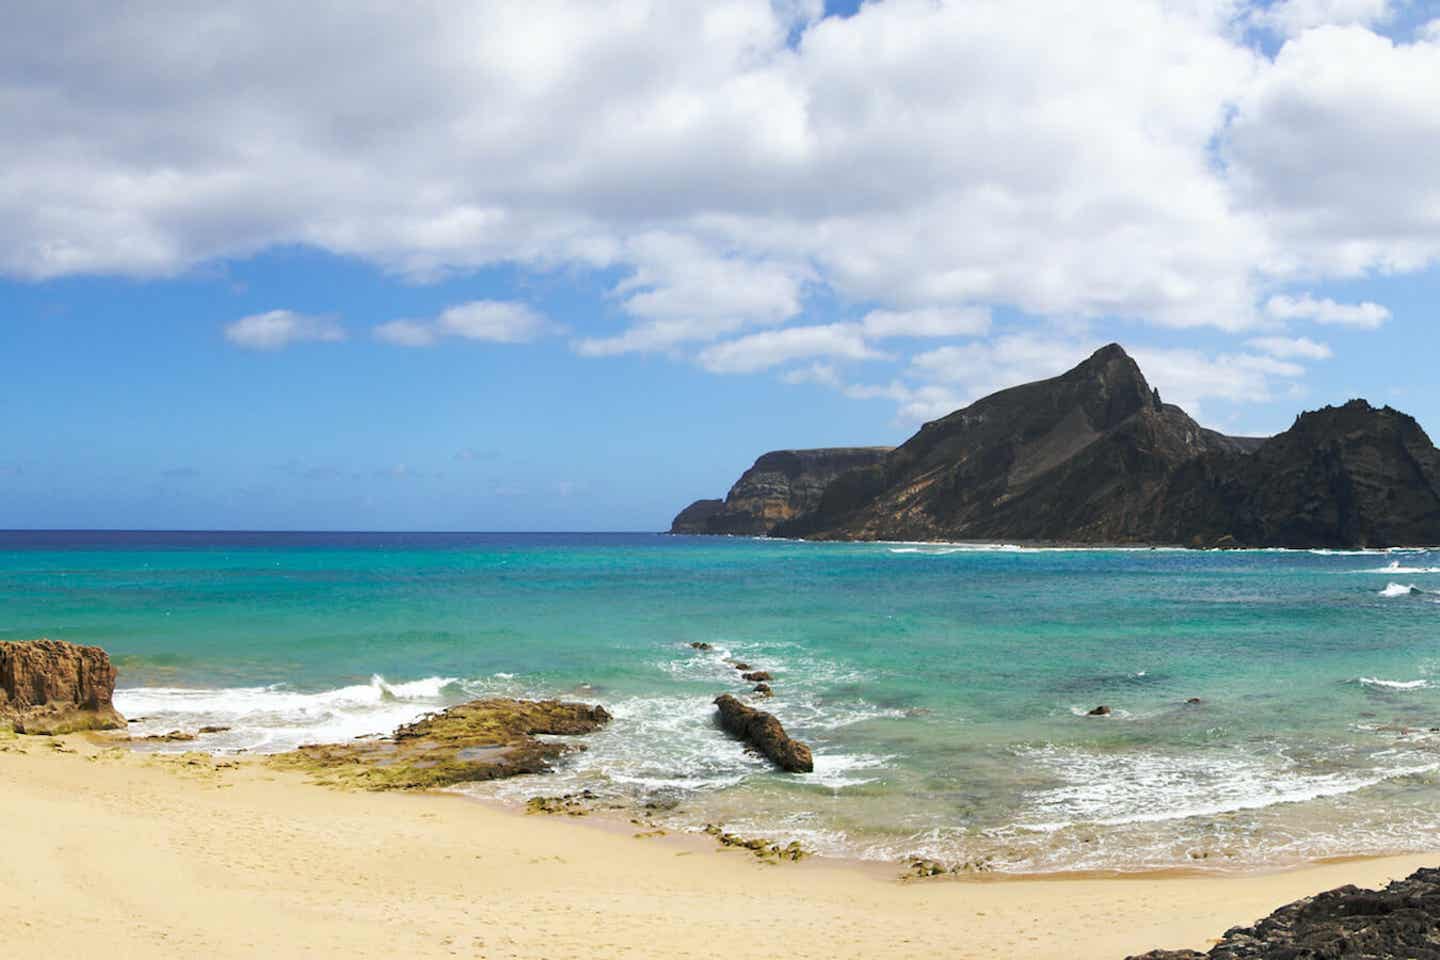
[4, 0, 1439, 530]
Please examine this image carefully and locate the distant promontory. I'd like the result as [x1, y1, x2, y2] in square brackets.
[670, 344, 1440, 549]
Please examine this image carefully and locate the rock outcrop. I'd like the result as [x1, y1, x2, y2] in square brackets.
[670, 447, 892, 536]
[675, 344, 1440, 548]
[0, 638, 126, 734]
[670, 499, 725, 534]
[713, 693, 813, 772]
[273, 698, 611, 790]
[1126, 866, 1440, 959]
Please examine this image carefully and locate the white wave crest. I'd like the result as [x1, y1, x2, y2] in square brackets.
[1356, 561, 1440, 575]
[114, 673, 496, 753]
[1014, 745, 1440, 832]
[1358, 676, 1431, 690]
[1380, 582, 1424, 598]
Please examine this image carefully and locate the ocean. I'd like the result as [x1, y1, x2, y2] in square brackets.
[4, 530, 1439, 873]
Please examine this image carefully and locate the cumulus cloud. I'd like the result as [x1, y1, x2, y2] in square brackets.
[375, 300, 549, 347]
[860, 307, 991, 339]
[1250, 0, 1395, 37]
[224, 310, 345, 350]
[4, 2, 1438, 419]
[698, 323, 880, 373]
[1264, 293, 1391, 327]
[1245, 335, 1335, 359]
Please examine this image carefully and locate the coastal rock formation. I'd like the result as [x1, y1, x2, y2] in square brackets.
[675, 344, 1440, 548]
[670, 499, 725, 534]
[274, 698, 611, 790]
[1147, 399, 1440, 548]
[1126, 866, 1440, 959]
[0, 638, 126, 735]
[670, 447, 892, 536]
[713, 693, 813, 773]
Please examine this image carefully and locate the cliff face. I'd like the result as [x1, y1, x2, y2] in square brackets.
[779, 344, 1259, 542]
[1, 638, 127, 734]
[669, 447, 892, 535]
[673, 344, 1440, 548]
[1146, 400, 1440, 548]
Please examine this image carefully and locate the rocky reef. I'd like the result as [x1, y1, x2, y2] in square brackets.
[273, 697, 611, 790]
[0, 638, 127, 735]
[1127, 866, 1440, 959]
[713, 693, 813, 773]
[674, 344, 1440, 548]
[671, 447, 892, 535]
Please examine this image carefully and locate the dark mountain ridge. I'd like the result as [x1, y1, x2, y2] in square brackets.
[671, 344, 1440, 548]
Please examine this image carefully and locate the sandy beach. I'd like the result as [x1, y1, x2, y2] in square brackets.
[1, 732, 1433, 960]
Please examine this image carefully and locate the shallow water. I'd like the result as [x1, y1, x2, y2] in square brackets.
[4, 530, 1439, 873]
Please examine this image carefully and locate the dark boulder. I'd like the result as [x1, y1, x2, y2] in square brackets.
[1088, 705, 1112, 716]
[713, 694, 812, 773]
[689, 642, 713, 651]
[1126, 866, 1440, 959]
[741, 671, 772, 682]
[752, 682, 773, 697]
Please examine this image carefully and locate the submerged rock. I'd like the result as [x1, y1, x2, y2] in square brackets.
[740, 670, 772, 682]
[1127, 866, 1440, 959]
[688, 642, 713, 651]
[1088, 705, 1112, 716]
[272, 698, 611, 790]
[713, 693, 813, 773]
[0, 638, 126, 735]
[752, 682, 773, 698]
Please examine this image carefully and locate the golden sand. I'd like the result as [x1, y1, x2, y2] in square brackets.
[1, 733, 1433, 959]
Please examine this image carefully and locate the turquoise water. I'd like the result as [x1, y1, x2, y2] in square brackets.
[4, 531, 1440, 872]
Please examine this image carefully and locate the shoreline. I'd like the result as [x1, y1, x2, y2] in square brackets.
[4, 731, 1437, 959]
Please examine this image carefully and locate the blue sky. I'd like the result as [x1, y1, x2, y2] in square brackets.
[3, 0, 1439, 531]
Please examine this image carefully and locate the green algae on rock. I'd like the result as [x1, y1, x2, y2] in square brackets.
[271, 698, 611, 791]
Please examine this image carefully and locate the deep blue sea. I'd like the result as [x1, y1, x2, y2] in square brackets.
[4, 530, 1440, 873]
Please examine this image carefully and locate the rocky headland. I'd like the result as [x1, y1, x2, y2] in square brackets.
[1, 638, 127, 735]
[672, 344, 1440, 548]
[671, 446, 892, 535]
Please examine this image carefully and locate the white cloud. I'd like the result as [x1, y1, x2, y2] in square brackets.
[574, 233, 807, 356]
[373, 320, 438, 347]
[1264, 293, 1391, 327]
[375, 300, 549, 347]
[1129, 346, 1305, 412]
[698, 323, 880, 374]
[1245, 335, 1334, 359]
[1226, 25, 1440, 278]
[5, 2, 1440, 420]
[860, 306, 991, 339]
[1250, 0, 1394, 36]
[224, 310, 345, 350]
[781, 362, 843, 387]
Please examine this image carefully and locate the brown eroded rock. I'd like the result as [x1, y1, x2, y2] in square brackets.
[1087, 705, 1112, 716]
[752, 682, 773, 698]
[272, 697, 611, 790]
[713, 693, 812, 773]
[0, 638, 126, 735]
[740, 671, 772, 682]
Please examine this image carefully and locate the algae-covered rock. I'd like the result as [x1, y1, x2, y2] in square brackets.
[272, 697, 611, 791]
